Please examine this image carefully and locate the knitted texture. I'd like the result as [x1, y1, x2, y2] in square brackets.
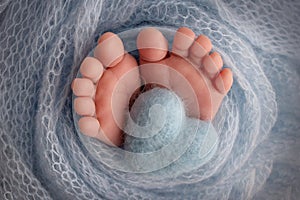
[0, 0, 299, 199]
[123, 88, 218, 175]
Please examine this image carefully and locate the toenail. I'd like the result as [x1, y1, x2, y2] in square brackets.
[189, 43, 208, 66]
[94, 34, 124, 67]
[204, 56, 215, 71]
[210, 52, 223, 67]
[214, 74, 226, 94]
[215, 68, 233, 95]
[137, 28, 168, 62]
[98, 32, 115, 44]
[137, 28, 168, 50]
[178, 27, 195, 37]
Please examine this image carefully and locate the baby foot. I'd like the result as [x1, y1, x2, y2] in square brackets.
[137, 27, 233, 120]
[72, 32, 140, 146]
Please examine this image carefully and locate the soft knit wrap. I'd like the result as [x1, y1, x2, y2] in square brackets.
[0, 0, 299, 199]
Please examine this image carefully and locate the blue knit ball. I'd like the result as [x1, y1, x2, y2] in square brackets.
[123, 88, 219, 175]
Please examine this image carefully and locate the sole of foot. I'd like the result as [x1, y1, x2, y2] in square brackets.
[137, 27, 233, 121]
[72, 32, 140, 146]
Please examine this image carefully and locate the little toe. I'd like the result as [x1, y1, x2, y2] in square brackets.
[189, 35, 212, 66]
[78, 117, 100, 138]
[203, 52, 223, 77]
[72, 78, 95, 97]
[80, 57, 104, 83]
[137, 27, 168, 62]
[172, 27, 195, 57]
[214, 68, 233, 94]
[74, 97, 96, 116]
[94, 32, 125, 68]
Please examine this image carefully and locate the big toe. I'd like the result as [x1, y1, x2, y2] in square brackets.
[94, 32, 125, 68]
[80, 57, 104, 83]
[137, 27, 168, 62]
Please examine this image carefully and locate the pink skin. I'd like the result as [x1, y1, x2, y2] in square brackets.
[137, 27, 233, 120]
[72, 27, 233, 146]
[72, 32, 140, 146]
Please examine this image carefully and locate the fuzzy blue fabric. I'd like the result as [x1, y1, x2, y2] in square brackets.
[1, 0, 299, 199]
[123, 88, 218, 175]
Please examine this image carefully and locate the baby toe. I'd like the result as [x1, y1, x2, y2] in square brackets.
[74, 97, 96, 116]
[72, 78, 95, 97]
[189, 35, 212, 66]
[203, 52, 223, 77]
[78, 117, 100, 137]
[80, 57, 104, 83]
[214, 68, 233, 94]
[94, 32, 125, 68]
[172, 27, 195, 57]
